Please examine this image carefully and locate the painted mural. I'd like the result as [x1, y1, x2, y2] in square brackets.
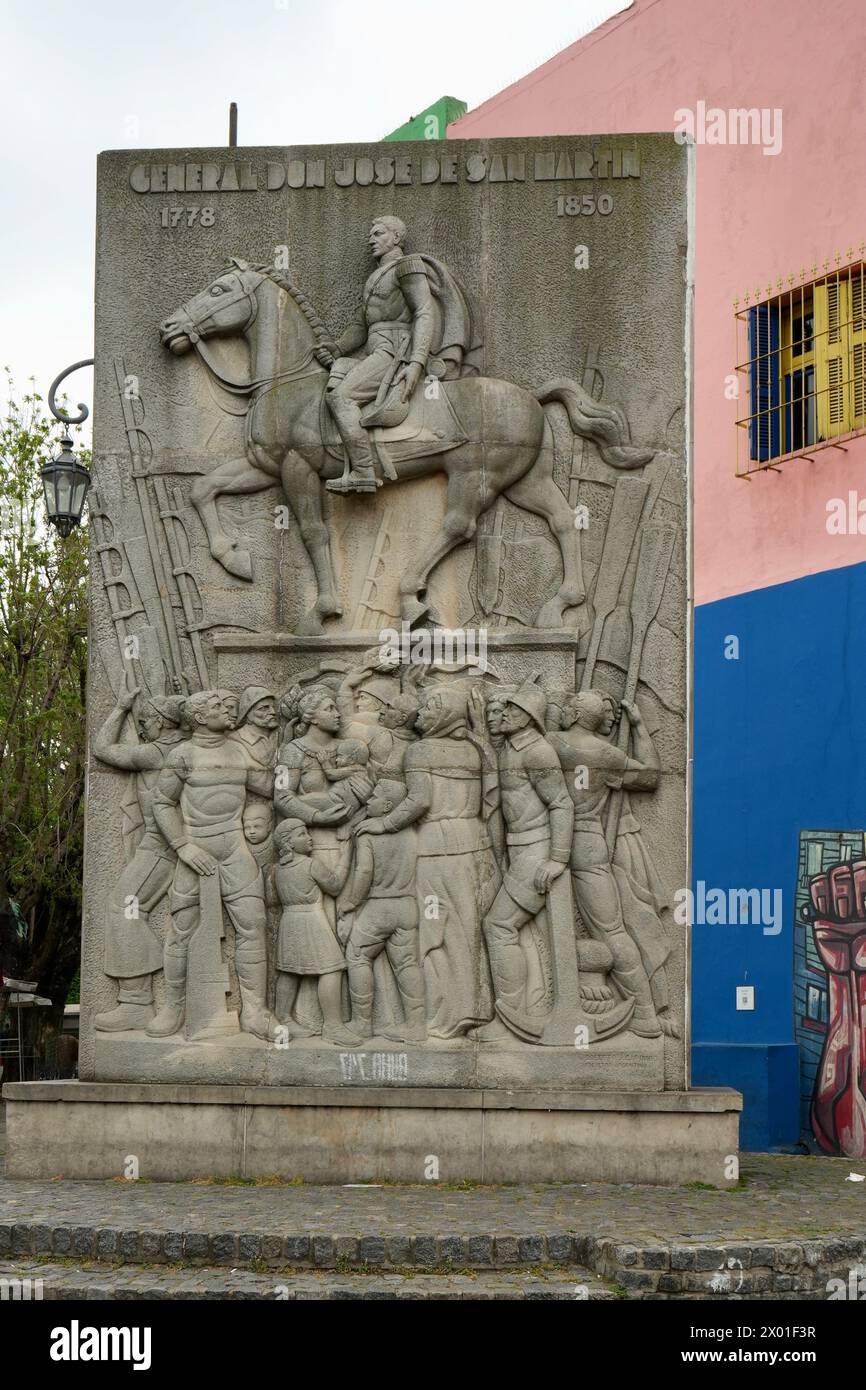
[794, 829, 866, 1157]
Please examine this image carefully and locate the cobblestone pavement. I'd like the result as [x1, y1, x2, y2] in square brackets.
[0, 1148, 864, 1247]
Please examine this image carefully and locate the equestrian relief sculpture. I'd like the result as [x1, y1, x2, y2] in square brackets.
[158, 215, 654, 633]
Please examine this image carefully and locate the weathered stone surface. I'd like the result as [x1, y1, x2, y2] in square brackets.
[75, 133, 692, 1096]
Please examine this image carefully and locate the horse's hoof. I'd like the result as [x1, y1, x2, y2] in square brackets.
[535, 594, 587, 630]
[316, 599, 343, 621]
[296, 611, 325, 636]
[534, 598, 567, 629]
[400, 597, 431, 626]
[212, 541, 253, 581]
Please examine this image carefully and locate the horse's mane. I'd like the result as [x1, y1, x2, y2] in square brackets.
[253, 263, 332, 352]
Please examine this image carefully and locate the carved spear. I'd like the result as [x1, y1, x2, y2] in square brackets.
[605, 523, 677, 853]
[580, 476, 648, 691]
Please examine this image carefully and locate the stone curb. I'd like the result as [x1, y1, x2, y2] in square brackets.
[2, 1219, 864, 1299]
[0, 1261, 616, 1301]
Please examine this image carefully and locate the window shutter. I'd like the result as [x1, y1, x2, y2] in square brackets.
[849, 268, 866, 427]
[748, 304, 780, 460]
[815, 279, 851, 437]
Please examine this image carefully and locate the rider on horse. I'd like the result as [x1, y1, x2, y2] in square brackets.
[322, 215, 481, 494]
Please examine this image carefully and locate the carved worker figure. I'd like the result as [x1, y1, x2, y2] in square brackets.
[336, 663, 398, 772]
[476, 678, 573, 1042]
[340, 779, 425, 1043]
[232, 685, 279, 770]
[550, 690, 663, 1039]
[92, 682, 185, 1032]
[322, 215, 479, 494]
[376, 691, 420, 778]
[357, 686, 498, 1038]
[149, 689, 277, 1041]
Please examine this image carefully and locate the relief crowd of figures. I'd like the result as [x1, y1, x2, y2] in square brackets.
[92, 650, 679, 1048]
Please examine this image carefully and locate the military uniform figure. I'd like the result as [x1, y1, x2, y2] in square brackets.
[323, 215, 479, 494]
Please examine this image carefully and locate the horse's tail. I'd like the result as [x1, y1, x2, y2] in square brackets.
[536, 378, 654, 469]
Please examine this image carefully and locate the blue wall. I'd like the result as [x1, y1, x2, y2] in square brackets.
[691, 558, 866, 1148]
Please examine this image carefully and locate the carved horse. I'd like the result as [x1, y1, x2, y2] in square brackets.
[160, 259, 653, 634]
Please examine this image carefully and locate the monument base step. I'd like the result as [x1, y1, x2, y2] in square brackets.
[2, 1081, 741, 1186]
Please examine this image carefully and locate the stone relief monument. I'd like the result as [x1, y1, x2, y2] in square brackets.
[74, 135, 694, 1100]
[0, 134, 750, 1212]
[5, 136, 744, 1183]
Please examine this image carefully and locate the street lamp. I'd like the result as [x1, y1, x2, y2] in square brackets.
[44, 358, 94, 537]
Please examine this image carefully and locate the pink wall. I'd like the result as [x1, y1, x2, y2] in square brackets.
[450, 0, 866, 606]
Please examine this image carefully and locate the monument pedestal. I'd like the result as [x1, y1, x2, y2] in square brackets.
[2, 1080, 742, 1186]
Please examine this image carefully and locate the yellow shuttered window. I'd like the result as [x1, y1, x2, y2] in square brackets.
[736, 257, 866, 476]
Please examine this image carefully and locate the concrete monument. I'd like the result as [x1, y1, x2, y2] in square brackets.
[4, 135, 742, 1182]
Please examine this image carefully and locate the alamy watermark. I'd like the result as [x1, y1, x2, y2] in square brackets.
[674, 882, 782, 936]
[674, 101, 782, 156]
[379, 620, 488, 671]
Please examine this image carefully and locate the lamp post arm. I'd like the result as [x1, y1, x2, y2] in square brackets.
[48, 358, 94, 425]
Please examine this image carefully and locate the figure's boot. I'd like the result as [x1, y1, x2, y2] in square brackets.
[611, 961, 661, 1038]
[486, 931, 544, 1041]
[325, 434, 379, 494]
[382, 962, 427, 1042]
[146, 948, 187, 1037]
[96, 975, 154, 1032]
[236, 950, 279, 1042]
[346, 960, 375, 1040]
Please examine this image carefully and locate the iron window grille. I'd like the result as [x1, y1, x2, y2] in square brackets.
[735, 254, 866, 476]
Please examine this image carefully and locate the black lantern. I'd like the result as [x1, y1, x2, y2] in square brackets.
[41, 431, 91, 537]
[45, 357, 94, 538]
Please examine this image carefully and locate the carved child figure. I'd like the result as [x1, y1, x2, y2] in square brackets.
[340, 780, 425, 1042]
[272, 818, 359, 1046]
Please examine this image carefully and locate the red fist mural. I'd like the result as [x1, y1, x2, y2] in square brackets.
[804, 861, 866, 1158]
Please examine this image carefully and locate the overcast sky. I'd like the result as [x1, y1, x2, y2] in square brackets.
[0, 0, 627, 425]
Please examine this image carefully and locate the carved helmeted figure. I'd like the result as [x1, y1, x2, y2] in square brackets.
[476, 679, 573, 1042]
[92, 684, 185, 1032]
[550, 690, 662, 1038]
[341, 779, 425, 1043]
[234, 685, 279, 867]
[358, 686, 498, 1038]
[232, 686, 279, 770]
[336, 665, 397, 773]
[149, 689, 277, 1041]
[323, 215, 478, 494]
